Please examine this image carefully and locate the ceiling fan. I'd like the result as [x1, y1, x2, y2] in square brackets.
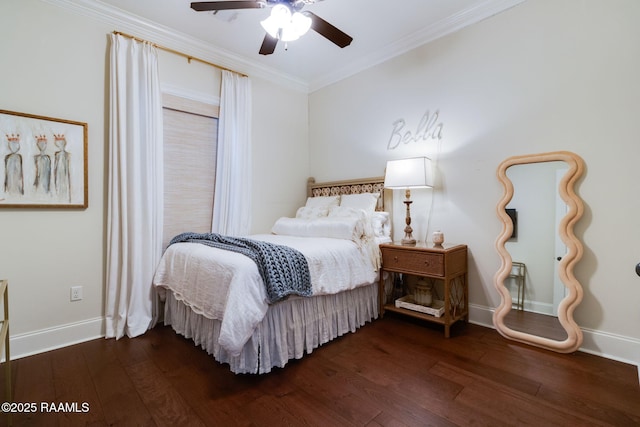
[191, 1, 353, 55]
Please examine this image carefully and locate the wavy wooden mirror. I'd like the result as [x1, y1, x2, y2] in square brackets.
[494, 151, 584, 353]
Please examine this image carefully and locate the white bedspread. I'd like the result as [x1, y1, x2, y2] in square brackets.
[153, 234, 379, 356]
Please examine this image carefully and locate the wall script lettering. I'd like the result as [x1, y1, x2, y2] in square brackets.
[387, 110, 444, 150]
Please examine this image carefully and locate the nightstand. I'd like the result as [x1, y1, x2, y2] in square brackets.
[379, 242, 468, 337]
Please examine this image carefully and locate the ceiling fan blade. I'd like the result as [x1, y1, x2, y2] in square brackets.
[190, 1, 264, 12]
[259, 33, 278, 55]
[306, 11, 353, 48]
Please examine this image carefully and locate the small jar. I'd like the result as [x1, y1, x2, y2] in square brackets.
[433, 230, 445, 246]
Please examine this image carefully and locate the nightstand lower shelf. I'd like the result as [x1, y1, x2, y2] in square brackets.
[382, 303, 467, 337]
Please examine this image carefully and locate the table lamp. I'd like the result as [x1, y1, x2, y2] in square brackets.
[384, 157, 434, 245]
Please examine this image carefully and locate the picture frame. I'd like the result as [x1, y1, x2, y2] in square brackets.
[0, 109, 88, 208]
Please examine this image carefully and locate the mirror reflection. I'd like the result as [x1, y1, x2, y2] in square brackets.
[503, 161, 568, 341]
[493, 151, 584, 353]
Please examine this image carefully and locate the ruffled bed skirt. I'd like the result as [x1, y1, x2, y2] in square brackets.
[162, 283, 379, 374]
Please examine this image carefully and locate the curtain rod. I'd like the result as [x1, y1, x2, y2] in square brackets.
[112, 31, 248, 78]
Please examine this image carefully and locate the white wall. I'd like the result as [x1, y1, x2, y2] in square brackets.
[0, 0, 308, 357]
[251, 79, 309, 233]
[0, 1, 108, 352]
[309, 0, 640, 364]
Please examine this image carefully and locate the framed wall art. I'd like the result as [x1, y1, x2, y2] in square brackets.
[0, 109, 88, 208]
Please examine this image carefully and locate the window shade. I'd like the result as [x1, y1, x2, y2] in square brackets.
[162, 95, 219, 249]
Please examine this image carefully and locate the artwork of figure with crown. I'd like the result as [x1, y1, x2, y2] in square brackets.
[4, 133, 24, 195]
[33, 134, 52, 194]
[0, 109, 87, 208]
[53, 133, 71, 202]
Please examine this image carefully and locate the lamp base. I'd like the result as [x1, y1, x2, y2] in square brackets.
[401, 237, 417, 246]
[402, 191, 417, 246]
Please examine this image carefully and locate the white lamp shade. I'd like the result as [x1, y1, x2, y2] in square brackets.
[384, 157, 434, 189]
[260, 5, 312, 42]
[261, 4, 290, 38]
[290, 12, 312, 38]
[260, 17, 280, 38]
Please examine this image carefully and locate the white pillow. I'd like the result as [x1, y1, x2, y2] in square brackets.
[271, 216, 364, 241]
[371, 211, 390, 238]
[328, 206, 366, 219]
[305, 195, 340, 210]
[340, 192, 379, 212]
[295, 206, 329, 219]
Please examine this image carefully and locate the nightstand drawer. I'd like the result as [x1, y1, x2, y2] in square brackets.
[382, 248, 444, 276]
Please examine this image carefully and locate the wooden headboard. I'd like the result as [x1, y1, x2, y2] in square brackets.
[306, 176, 390, 212]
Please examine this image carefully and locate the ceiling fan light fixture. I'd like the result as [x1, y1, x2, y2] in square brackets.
[260, 17, 280, 38]
[260, 4, 290, 38]
[291, 12, 312, 36]
[260, 4, 311, 42]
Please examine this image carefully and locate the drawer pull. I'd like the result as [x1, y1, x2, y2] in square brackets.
[393, 256, 399, 262]
[425, 261, 430, 266]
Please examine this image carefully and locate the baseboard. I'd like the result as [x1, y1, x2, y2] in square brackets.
[468, 303, 495, 329]
[5, 317, 105, 361]
[468, 304, 639, 378]
[579, 326, 640, 370]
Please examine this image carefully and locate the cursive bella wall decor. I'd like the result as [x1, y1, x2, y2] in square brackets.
[387, 110, 444, 150]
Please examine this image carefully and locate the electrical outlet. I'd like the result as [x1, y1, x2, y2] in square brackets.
[70, 286, 83, 301]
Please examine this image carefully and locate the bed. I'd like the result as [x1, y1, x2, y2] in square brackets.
[152, 176, 392, 374]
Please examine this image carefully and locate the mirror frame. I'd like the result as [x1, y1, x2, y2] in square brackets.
[494, 151, 585, 353]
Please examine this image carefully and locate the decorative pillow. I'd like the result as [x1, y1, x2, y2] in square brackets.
[371, 211, 390, 238]
[295, 206, 329, 219]
[339, 192, 379, 212]
[328, 206, 366, 219]
[271, 216, 365, 241]
[304, 195, 340, 210]
[328, 206, 375, 238]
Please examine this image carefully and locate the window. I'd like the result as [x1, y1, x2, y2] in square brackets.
[162, 94, 219, 248]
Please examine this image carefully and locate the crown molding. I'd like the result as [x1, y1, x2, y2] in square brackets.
[309, 0, 526, 92]
[39, 0, 310, 93]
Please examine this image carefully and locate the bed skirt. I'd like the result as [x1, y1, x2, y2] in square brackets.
[161, 282, 379, 374]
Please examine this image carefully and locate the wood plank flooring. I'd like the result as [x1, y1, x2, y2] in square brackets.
[1, 315, 639, 426]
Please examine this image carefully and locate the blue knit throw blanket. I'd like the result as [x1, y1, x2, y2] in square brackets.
[169, 232, 312, 303]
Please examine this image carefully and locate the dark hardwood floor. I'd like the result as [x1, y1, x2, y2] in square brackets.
[2, 315, 639, 426]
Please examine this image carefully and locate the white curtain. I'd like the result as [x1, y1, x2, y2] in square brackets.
[212, 70, 252, 236]
[105, 34, 164, 339]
